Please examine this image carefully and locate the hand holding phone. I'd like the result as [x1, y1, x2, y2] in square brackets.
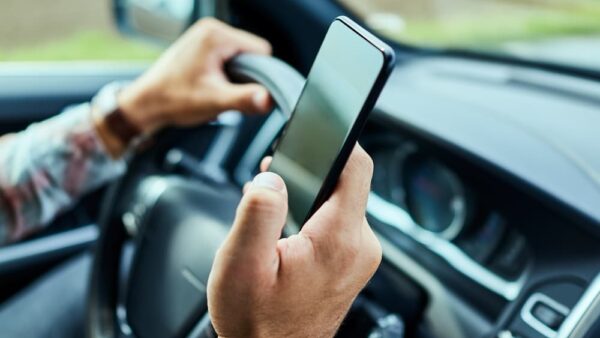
[210, 144, 382, 338]
[209, 17, 391, 337]
[268, 16, 395, 227]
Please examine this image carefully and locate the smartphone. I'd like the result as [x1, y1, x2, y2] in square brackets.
[268, 16, 395, 227]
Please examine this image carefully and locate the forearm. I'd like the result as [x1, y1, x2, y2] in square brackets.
[0, 99, 126, 244]
[0, 19, 273, 245]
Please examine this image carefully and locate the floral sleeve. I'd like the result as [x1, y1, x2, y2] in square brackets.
[0, 87, 127, 245]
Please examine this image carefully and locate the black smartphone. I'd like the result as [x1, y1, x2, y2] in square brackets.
[268, 16, 395, 227]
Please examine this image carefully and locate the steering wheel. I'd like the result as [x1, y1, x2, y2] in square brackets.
[86, 54, 305, 338]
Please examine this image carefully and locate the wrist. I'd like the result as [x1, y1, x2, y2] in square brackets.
[118, 82, 167, 135]
[93, 111, 126, 158]
[91, 81, 155, 158]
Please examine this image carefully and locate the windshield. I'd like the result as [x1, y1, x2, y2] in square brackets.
[339, 0, 600, 71]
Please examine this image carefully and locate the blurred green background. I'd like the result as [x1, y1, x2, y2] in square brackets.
[0, 0, 161, 62]
[342, 0, 600, 46]
[341, 0, 600, 68]
[1, 0, 600, 67]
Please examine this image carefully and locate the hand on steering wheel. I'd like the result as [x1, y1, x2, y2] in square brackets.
[120, 18, 273, 133]
[208, 145, 382, 338]
[96, 18, 273, 157]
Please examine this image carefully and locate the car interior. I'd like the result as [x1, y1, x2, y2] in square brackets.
[1, 1, 599, 338]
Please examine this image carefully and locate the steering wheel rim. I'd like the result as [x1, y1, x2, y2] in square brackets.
[86, 54, 305, 338]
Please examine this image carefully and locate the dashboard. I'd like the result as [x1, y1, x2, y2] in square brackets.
[362, 121, 529, 298]
[357, 56, 600, 338]
[229, 54, 600, 338]
[358, 114, 600, 338]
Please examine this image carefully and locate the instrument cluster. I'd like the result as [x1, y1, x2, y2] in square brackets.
[366, 135, 472, 241]
[362, 127, 530, 294]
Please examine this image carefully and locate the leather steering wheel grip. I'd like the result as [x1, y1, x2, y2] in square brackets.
[226, 54, 305, 118]
[228, 54, 307, 184]
[86, 55, 306, 338]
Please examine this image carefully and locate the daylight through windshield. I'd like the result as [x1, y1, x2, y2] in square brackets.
[339, 0, 600, 70]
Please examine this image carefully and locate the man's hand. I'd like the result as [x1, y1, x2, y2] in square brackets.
[121, 18, 272, 134]
[96, 18, 272, 156]
[207, 145, 382, 338]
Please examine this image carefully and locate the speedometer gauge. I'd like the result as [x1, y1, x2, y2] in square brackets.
[403, 157, 467, 240]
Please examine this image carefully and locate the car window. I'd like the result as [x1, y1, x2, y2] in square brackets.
[339, 0, 600, 71]
[0, 0, 161, 62]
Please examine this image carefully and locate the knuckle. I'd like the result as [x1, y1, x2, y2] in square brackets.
[328, 231, 361, 264]
[195, 17, 221, 31]
[193, 18, 223, 43]
[370, 238, 383, 268]
[201, 29, 219, 46]
[212, 93, 232, 111]
[343, 238, 361, 261]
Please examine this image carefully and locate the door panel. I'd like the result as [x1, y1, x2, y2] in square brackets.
[0, 63, 146, 134]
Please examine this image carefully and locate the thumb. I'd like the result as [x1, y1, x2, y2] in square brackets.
[226, 172, 288, 265]
[217, 83, 271, 114]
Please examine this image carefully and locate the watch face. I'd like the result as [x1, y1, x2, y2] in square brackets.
[93, 82, 143, 147]
[94, 82, 128, 114]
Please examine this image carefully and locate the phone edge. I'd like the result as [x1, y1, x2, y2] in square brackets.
[302, 16, 396, 224]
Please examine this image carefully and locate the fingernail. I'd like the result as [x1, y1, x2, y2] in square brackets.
[253, 90, 268, 109]
[252, 172, 284, 191]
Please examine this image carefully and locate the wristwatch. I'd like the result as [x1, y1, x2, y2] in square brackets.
[92, 81, 144, 150]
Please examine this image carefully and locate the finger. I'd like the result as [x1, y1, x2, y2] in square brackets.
[226, 172, 288, 266]
[217, 21, 272, 55]
[331, 144, 373, 214]
[304, 144, 373, 232]
[260, 156, 272, 172]
[331, 144, 373, 220]
[190, 18, 272, 57]
[216, 83, 272, 114]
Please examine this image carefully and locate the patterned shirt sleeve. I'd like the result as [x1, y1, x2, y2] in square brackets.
[0, 87, 127, 245]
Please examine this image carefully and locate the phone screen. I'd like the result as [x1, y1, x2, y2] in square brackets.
[269, 19, 387, 226]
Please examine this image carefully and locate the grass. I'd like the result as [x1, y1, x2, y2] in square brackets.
[381, 2, 600, 48]
[0, 30, 162, 62]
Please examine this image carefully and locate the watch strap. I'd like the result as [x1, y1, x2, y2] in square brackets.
[103, 106, 142, 146]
